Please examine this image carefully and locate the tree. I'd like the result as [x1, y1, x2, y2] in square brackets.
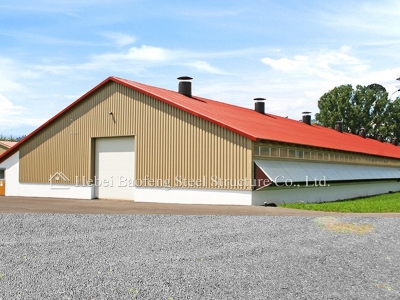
[0, 134, 26, 142]
[385, 99, 400, 141]
[315, 84, 399, 141]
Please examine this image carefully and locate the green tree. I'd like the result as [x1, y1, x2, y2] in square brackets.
[385, 99, 400, 141]
[315, 84, 398, 141]
[0, 134, 26, 142]
[315, 85, 354, 132]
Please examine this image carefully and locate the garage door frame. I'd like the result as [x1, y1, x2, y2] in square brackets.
[92, 136, 135, 200]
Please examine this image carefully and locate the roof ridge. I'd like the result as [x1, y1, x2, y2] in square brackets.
[1, 76, 400, 163]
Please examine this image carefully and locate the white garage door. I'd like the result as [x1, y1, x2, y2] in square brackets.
[95, 137, 135, 200]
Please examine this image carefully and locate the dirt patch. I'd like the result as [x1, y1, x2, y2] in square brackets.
[313, 217, 374, 234]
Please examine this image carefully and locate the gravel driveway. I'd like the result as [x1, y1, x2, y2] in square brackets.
[0, 214, 399, 299]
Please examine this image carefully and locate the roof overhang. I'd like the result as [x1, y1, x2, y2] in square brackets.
[254, 159, 400, 187]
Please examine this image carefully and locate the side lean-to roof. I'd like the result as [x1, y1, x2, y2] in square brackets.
[1, 76, 400, 162]
[0, 141, 17, 149]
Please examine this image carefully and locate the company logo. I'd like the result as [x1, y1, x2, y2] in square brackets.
[49, 172, 70, 189]
[48, 173, 330, 191]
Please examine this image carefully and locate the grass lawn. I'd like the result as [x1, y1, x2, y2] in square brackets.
[279, 192, 400, 213]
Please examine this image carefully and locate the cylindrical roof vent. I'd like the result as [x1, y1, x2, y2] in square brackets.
[377, 134, 383, 142]
[359, 127, 366, 138]
[302, 112, 311, 125]
[177, 76, 192, 97]
[335, 121, 343, 133]
[254, 98, 265, 114]
[392, 137, 398, 145]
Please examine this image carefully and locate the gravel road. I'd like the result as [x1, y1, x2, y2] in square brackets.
[0, 214, 399, 299]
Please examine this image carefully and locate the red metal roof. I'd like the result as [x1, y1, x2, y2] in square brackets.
[1, 76, 400, 162]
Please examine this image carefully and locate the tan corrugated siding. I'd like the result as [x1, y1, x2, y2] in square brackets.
[0, 145, 7, 155]
[19, 82, 253, 190]
[254, 141, 400, 167]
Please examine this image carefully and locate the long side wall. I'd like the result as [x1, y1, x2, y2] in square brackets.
[254, 141, 400, 167]
[19, 82, 253, 190]
[252, 181, 400, 205]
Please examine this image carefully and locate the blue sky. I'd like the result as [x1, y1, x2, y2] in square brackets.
[1, 0, 400, 137]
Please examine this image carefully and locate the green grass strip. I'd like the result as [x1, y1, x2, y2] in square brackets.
[279, 192, 400, 213]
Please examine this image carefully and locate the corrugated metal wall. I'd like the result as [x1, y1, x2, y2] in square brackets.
[19, 82, 253, 190]
[0, 145, 7, 155]
[254, 141, 400, 167]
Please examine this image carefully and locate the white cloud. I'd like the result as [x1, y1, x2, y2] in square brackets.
[0, 42, 397, 134]
[0, 94, 24, 114]
[261, 48, 369, 80]
[76, 45, 238, 75]
[257, 46, 400, 119]
[12, 45, 266, 79]
[26, 44, 173, 76]
[126, 45, 168, 61]
[261, 56, 307, 72]
[316, 1, 400, 39]
[339, 45, 352, 53]
[0, 77, 23, 93]
[362, 68, 400, 95]
[186, 61, 230, 75]
[0, 57, 24, 92]
[102, 32, 136, 47]
[0, 94, 45, 134]
[92, 45, 170, 64]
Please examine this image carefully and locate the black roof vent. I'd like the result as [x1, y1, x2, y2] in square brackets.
[377, 134, 383, 142]
[302, 111, 311, 125]
[391, 137, 398, 146]
[254, 98, 266, 114]
[177, 76, 193, 97]
[335, 121, 343, 133]
[359, 127, 366, 138]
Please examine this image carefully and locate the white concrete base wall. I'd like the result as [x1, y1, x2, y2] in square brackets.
[0, 151, 92, 199]
[252, 181, 400, 205]
[17, 184, 93, 199]
[134, 187, 253, 205]
[9, 185, 251, 205]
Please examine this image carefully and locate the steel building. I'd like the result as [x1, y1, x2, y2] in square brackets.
[0, 141, 17, 195]
[0, 76, 399, 204]
[0, 141, 17, 155]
